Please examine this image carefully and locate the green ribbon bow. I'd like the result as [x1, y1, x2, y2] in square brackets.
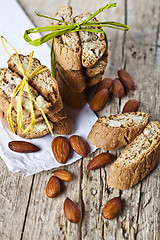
[24, 3, 129, 77]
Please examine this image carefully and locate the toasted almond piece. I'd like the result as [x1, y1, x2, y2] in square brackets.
[46, 176, 61, 198]
[102, 197, 122, 220]
[112, 78, 125, 99]
[53, 170, 73, 181]
[90, 89, 109, 112]
[64, 197, 81, 223]
[8, 141, 40, 153]
[96, 78, 113, 92]
[118, 69, 135, 90]
[51, 136, 70, 164]
[122, 99, 140, 113]
[70, 135, 88, 157]
[87, 152, 111, 170]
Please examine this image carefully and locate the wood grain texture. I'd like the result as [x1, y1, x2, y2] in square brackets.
[0, 0, 160, 239]
[0, 160, 33, 240]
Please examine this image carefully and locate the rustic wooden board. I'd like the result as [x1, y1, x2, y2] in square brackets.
[0, 0, 160, 239]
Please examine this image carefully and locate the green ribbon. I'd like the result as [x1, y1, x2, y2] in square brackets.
[24, 3, 129, 77]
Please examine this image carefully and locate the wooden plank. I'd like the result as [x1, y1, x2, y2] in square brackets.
[0, 158, 33, 240]
[126, 0, 160, 46]
[21, 162, 82, 240]
[17, 0, 69, 28]
[120, 0, 160, 239]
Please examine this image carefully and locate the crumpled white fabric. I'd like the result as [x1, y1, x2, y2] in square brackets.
[0, 0, 97, 175]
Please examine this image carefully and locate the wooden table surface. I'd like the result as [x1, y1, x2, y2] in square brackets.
[0, 0, 160, 239]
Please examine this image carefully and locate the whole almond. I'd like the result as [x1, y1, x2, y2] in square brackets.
[87, 152, 111, 170]
[90, 89, 109, 111]
[122, 99, 139, 113]
[112, 79, 125, 99]
[8, 141, 40, 153]
[102, 197, 122, 220]
[118, 69, 135, 90]
[53, 170, 73, 181]
[46, 176, 60, 198]
[64, 197, 81, 223]
[70, 135, 88, 157]
[96, 78, 113, 92]
[52, 136, 70, 164]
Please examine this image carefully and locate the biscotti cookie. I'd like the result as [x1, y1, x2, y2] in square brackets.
[49, 95, 63, 115]
[0, 68, 51, 120]
[52, 6, 82, 71]
[18, 120, 54, 139]
[52, 6, 86, 93]
[47, 108, 67, 123]
[56, 62, 86, 93]
[74, 12, 106, 68]
[56, 70, 87, 109]
[0, 109, 17, 131]
[86, 74, 102, 87]
[108, 121, 160, 189]
[0, 93, 44, 125]
[0, 109, 53, 139]
[88, 112, 149, 150]
[84, 50, 108, 78]
[54, 115, 73, 135]
[8, 54, 61, 109]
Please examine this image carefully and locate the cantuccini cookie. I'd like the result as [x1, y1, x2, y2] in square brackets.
[74, 12, 106, 68]
[0, 68, 51, 121]
[56, 69, 87, 109]
[88, 112, 149, 150]
[53, 115, 73, 135]
[52, 6, 86, 93]
[108, 121, 160, 189]
[8, 54, 61, 109]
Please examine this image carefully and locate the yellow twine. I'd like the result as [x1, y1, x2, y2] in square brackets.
[0, 36, 53, 136]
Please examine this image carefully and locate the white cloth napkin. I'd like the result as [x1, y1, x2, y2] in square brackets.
[0, 0, 97, 175]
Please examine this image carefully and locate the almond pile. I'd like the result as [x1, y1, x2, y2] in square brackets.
[48, 134, 88, 223]
[8, 132, 123, 223]
[46, 170, 73, 198]
[51, 135, 88, 164]
[46, 151, 122, 223]
[46, 169, 81, 223]
[89, 69, 140, 113]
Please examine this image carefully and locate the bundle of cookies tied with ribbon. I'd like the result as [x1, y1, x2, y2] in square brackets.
[0, 3, 129, 139]
[24, 3, 128, 111]
[53, 6, 108, 108]
[0, 38, 72, 138]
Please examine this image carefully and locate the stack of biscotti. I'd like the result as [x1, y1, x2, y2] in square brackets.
[107, 121, 160, 189]
[52, 6, 108, 108]
[0, 54, 72, 138]
[0, 67, 54, 138]
[8, 54, 73, 135]
[53, 6, 86, 109]
[88, 112, 149, 150]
